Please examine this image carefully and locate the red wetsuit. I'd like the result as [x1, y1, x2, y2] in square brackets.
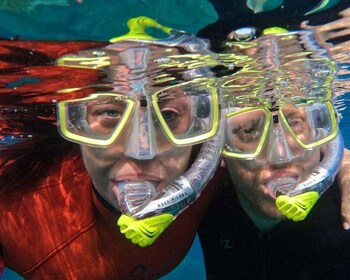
[0, 153, 218, 279]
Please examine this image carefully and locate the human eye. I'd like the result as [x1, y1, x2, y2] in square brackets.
[156, 90, 192, 134]
[283, 107, 307, 134]
[232, 119, 262, 143]
[95, 107, 123, 127]
[158, 96, 185, 126]
[88, 102, 125, 132]
[160, 108, 181, 122]
[94, 108, 121, 119]
[160, 108, 183, 133]
[287, 116, 303, 129]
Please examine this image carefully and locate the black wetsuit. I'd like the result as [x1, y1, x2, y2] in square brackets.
[198, 171, 350, 279]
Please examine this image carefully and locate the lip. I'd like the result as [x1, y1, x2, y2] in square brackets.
[111, 174, 163, 182]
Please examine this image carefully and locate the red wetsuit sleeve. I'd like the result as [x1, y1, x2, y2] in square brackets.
[0, 253, 4, 277]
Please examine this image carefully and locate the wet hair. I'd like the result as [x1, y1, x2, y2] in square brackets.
[0, 39, 105, 193]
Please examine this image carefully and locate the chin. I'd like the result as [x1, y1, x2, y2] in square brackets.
[259, 202, 285, 220]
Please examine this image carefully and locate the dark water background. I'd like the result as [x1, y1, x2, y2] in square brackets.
[0, 0, 349, 279]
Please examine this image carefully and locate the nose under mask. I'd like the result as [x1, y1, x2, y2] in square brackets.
[124, 106, 157, 159]
[265, 122, 295, 164]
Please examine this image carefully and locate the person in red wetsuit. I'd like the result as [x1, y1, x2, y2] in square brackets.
[0, 18, 223, 279]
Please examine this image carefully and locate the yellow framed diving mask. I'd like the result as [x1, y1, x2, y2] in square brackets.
[57, 79, 219, 152]
[223, 101, 338, 159]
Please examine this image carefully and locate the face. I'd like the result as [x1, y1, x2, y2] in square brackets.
[57, 42, 219, 213]
[80, 90, 194, 212]
[223, 148, 321, 220]
[81, 143, 192, 211]
[223, 105, 323, 220]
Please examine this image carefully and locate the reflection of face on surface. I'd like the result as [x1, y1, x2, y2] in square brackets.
[81, 91, 193, 212]
[224, 105, 322, 220]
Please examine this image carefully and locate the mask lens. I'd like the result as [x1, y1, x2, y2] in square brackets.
[153, 80, 218, 146]
[225, 108, 268, 157]
[156, 89, 192, 136]
[281, 102, 336, 148]
[85, 97, 127, 137]
[58, 94, 133, 146]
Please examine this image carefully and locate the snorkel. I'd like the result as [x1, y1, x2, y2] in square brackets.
[274, 132, 343, 221]
[57, 16, 225, 247]
[222, 27, 344, 222]
[113, 18, 225, 247]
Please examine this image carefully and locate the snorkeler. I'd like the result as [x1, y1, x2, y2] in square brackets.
[199, 29, 350, 279]
[0, 17, 224, 279]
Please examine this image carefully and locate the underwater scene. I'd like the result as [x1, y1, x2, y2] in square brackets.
[0, 0, 350, 279]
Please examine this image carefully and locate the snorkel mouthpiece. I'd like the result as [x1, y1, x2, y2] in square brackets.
[265, 177, 320, 221]
[265, 177, 298, 198]
[276, 192, 320, 221]
[114, 181, 156, 214]
[273, 133, 344, 221]
[132, 177, 197, 218]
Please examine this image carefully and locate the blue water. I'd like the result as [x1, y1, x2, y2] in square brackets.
[0, 1, 350, 279]
[1, 235, 205, 279]
[1, 237, 206, 279]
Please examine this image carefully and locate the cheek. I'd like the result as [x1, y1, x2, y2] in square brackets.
[303, 149, 321, 174]
[225, 159, 258, 190]
[80, 146, 110, 183]
[161, 147, 192, 174]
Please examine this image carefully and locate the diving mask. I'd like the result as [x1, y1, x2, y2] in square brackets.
[223, 101, 337, 163]
[57, 78, 219, 159]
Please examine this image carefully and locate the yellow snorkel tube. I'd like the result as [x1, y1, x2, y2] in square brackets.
[110, 16, 173, 42]
[56, 16, 174, 70]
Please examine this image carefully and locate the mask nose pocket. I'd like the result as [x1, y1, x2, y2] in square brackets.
[265, 119, 294, 164]
[124, 106, 158, 160]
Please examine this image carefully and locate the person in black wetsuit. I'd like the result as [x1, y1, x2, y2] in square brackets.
[198, 29, 350, 279]
[199, 170, 350, 279]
